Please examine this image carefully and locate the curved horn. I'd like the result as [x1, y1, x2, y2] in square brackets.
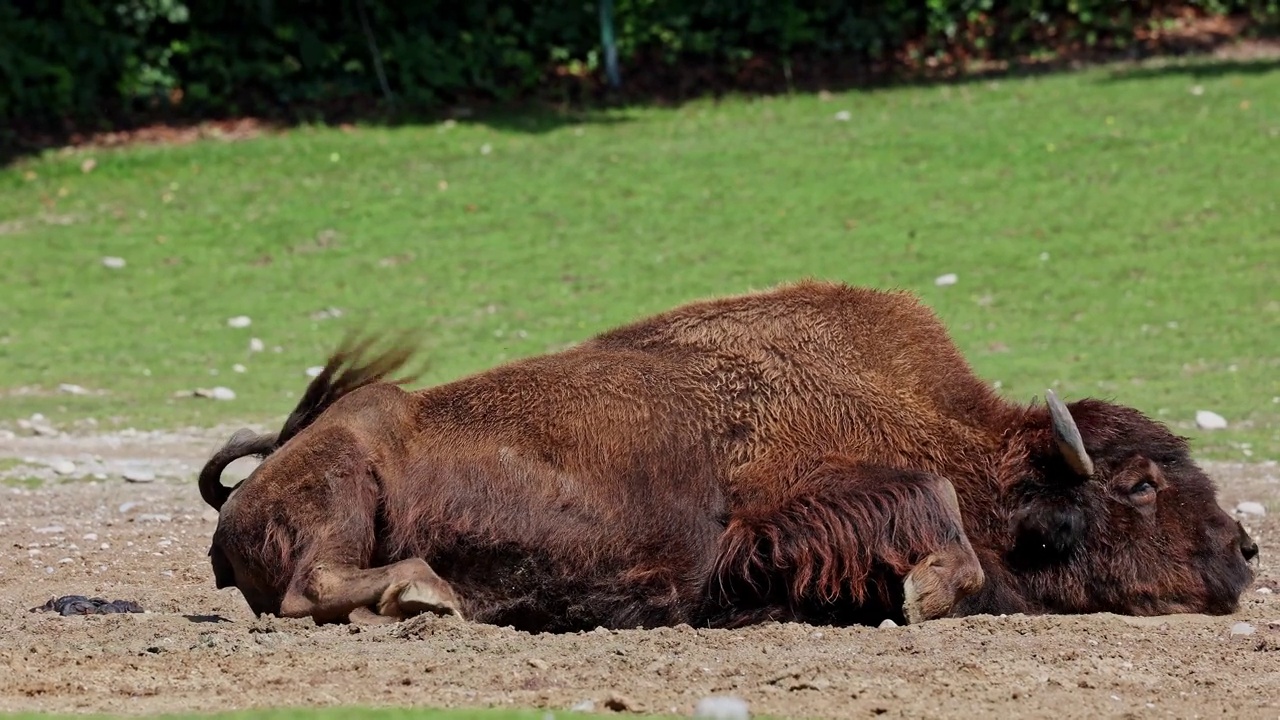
[198, 428, 277, 511]
[1045, 389, 1094, 477]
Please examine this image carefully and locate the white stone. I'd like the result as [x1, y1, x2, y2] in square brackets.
[934, 273, 958, 287]
[34, 525, 64, 534]
[51, 460, 76, 475]
[833, 110, 851, 121]
[101, 256, 126, 269]
[1195, 410, 1227, 430]
[306, 366, 324, 378]
[1230, 621, 1255, 636]
[208, 386, 236, 401]
[694, 696, 750, 720]
[123, 469, 156, 483]
[226, 315, 252, 328]
[58, 383, 89, 395]
[878, 618, 898, 628]
[232, 363, 247, 373]
[1235, 501, 1266, 517]
[249, 337, 265, 353]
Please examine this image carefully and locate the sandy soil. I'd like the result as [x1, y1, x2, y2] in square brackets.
[1, 430, 1278, 719]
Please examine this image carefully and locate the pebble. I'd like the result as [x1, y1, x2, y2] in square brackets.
[1258, 588, 1273, 595]
[34, 525, 65, 534]
[694, 696, 750, 720]
[934, 273, 958, 287]
[1235, 501, 1266, 517]
[1230, 622, 1256, 636]
[101, 256, 126, 269]
[1195, 410, 1228, 430]
[118, 501, 142, 514]
[878, 618, 898, 628]
[306, 366, 324, 378]
[833, 110, 851, 121]
[232, 363, 247, 373]
[135, 513, 172, 523]
[58, 383, 89, 395]
[528, 658, 549, 670]
[83, 533, 98, 541]
[227, 315, 252, 328]
[32, 423, 59, 437]
[570, 700, 596, 713]
[51, 460, 76, 475]
[249, 337, 265, 352]
[193, 386, 236, 401]
[123, 469, 156, 484]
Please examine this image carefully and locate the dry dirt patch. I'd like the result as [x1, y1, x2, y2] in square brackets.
[1, 431, 1278, 718]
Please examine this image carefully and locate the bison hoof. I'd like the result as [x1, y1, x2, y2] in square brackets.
[902, 546, 985, 624]
[378, 580, 464, 621]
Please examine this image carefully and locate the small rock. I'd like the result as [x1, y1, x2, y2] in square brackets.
[570, 700, 596, 713]
[0, 429, 14, 440]
[32, 423, 58, 437]
[226, 315, 252, 328]
[528, 658, 549, 670]
[51, 460, 76, 475]
[35, 525, 65, 534]
[934, 273, 958, 287]
[118, 501, 142, 514]
[1195, 410, 1228, 430]
[193, 386, 236, 401]
[58, 383, 89, 395]
[249, 337, 265, 353]
[878, 618, 898, 628]
[82, 533, 98, 541]
[101, 256, 126, 269]
[1235, 501, 1266, 517]
[58, 557, 74, 565]
[834, 110, 851, 121]
[1230, 621, 1256, 636]
[694, 696, 750, 720]
[123, 469, 156, 484]
[135, 513, 172, 523]
[1257, 587, 1273, 595]
[306, 366, 324, 378]
[80, 158, 97, 174]
[232, 363, 247, 373]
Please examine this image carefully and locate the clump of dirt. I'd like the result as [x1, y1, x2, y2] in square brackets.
[0, 431, 1277, 717]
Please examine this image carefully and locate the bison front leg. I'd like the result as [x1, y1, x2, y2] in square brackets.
[900, 477, 984, 623]
[708, 459, 984, 627]
[281, 557, 464, 624]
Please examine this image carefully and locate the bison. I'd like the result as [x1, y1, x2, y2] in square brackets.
[199, 280, 1257, 631]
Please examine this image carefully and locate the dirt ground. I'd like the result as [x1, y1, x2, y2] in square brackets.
[1, 428, 1278, 719]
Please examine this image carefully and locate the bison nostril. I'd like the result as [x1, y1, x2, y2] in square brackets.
[1242, 541, 1259, 562]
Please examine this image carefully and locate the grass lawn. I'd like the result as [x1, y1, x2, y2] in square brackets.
[0, 57, 1276, 460]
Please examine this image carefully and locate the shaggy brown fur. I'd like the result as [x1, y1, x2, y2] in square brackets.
[201, 280, 1257, 630]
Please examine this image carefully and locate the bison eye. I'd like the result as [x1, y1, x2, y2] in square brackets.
[1128, 480, 1157, 505]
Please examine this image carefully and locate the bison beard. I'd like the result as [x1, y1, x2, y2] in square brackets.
[199, 281, 1258, 630]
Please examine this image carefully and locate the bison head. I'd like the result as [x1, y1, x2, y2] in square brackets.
[1004, 390, 1256, 616]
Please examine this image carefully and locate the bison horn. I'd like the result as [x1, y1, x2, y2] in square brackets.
[198, 428, 277, 510]
[1045, 389, 1094, 478]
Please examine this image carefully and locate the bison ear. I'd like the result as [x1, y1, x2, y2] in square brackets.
[1046, 389, 1094, 478]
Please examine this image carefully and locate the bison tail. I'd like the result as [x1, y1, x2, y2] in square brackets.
[275, 329, 425, 447]
[198, 428, 278, 510]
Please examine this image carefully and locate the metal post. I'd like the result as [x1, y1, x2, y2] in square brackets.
[599, 0, 621, 88]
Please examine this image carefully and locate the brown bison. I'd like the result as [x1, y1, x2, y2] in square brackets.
[199, 280, 1257, 631]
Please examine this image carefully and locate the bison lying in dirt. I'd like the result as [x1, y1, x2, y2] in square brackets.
[199, 281, 1258, 631]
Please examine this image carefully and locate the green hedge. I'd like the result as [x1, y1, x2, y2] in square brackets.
[1, 0, 1277, 126]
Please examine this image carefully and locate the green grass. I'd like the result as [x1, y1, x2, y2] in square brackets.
[0, 58, 1277, 460]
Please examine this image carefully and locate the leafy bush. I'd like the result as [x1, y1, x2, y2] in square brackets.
[1, 0, 1275, 127]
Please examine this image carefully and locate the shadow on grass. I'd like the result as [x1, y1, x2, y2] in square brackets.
[1099, 56, 1280, 83]
[2, 32, 1277, 167]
